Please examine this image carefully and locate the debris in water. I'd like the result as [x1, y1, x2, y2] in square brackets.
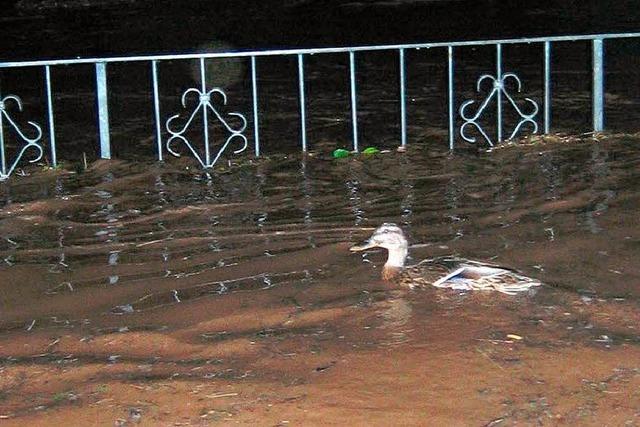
[314, 361, 336, 372]
[205, 392, 239, 399]
[485, 418, 505, 427]
[111, 305, 135, 315]
[128, 407, 142, 423]
[46, 338, 61, 350]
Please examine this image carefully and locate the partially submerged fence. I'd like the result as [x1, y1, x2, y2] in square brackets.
[0, 31, 638, 180]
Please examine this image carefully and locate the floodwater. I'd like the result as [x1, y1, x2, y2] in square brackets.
[1, 1, 640, 425]
[1, 134, 640, 425]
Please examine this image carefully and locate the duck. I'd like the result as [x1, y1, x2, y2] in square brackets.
[350, 223, 542, 295]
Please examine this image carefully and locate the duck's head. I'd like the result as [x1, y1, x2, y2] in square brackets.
[350, 223, 409, 279]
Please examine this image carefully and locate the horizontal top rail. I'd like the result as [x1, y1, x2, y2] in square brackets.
[1, 31, 640, 68]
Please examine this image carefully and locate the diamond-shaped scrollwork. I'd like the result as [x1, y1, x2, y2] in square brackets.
[460, 73, 538, 146]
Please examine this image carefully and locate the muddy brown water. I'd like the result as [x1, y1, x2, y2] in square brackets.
[0, 134, 639, 425]
[1, 2, 640, 425]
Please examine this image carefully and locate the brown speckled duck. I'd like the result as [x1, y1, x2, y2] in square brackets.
[351, 223, 542, 295]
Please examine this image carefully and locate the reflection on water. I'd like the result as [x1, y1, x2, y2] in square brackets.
[1, 135, 640, 424]
[1, 136, 639, 317]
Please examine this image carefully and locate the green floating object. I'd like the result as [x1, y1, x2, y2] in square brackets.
[362, 146, 380, 155]
[332, 148, 350, 158]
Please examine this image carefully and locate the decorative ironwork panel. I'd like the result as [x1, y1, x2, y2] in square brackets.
[165, 87, 248, 168]
[0, 95, 43, 180]
[459, 72, 539, 146]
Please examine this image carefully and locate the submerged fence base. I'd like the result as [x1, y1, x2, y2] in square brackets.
[0, 32, 634, 180]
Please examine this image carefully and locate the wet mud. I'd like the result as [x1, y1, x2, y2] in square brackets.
[1, 134, 640, 425]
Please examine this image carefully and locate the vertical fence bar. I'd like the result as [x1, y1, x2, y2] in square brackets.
[200, 58, 211, 165]
[592, 38, 604, 132]
[495, 44, 503, 143]
[0, 76, 6, 177]
[297, 54, 307, 152]
[349, 51, 359, 152]
[251, 56, 260, 157]
[543, 41, 551, 134]
[45, 66, 57, 167]
[151, 60, 163, 161]
[399, 48, 407, 148]
[95, 62, 111, 159]
[447, 46, 455, 150]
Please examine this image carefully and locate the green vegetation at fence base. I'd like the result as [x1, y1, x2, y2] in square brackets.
[362, 147, 380, 155]
[332, 149, 350, 158]
[333, 147, 381, 158]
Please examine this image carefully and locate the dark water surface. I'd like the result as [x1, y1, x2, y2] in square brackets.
[0, 135, 639, 424]
[2, 0, 640, 58]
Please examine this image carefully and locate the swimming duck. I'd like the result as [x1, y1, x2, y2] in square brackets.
[350, 223, 542, 295]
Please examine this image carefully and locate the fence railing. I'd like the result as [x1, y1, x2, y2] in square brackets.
[0, 31, 639, 180]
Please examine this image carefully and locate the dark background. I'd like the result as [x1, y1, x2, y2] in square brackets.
[1, 0, 639, 60]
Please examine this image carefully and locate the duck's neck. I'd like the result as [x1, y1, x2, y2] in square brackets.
[382, 247, 407, 281]
[385, 247, 408, 269]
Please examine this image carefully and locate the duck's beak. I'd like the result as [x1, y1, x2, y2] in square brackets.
[350, 239, 378, 252]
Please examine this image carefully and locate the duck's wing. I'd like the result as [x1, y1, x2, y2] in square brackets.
[400, 258, 449, 289]
[429, 258, 542, 295]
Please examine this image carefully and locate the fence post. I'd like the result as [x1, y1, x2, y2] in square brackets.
[349, 51, 359, 152]
[298, 54, 307, 152]
[592, 38, 604, 132]
[447, 46, 455, 150]
[495, 43, 503, 143]
[251, 56, 260, 157]
[543, 41, 551, 134]
[0, 78, 5, 176]
[399, 48, 407, 148]
[151, 60, 163, 161]
[0, 113, 5, 177]
[45, 66, 57, 167]
[95, 62, 111, 159]
[199, 58, 211, 166]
